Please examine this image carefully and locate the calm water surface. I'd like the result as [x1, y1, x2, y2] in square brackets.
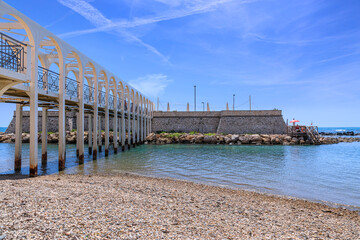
[0, 143, 359, 208]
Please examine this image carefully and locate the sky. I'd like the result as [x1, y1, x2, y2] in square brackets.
[1, 0, 360, 127]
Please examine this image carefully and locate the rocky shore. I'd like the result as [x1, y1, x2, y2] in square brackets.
[0, 173, 359, 239]
[145, 132, 360, 145]
[1, 131, 360, 145]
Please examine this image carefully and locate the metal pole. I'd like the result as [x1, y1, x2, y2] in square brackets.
[202, 102, 204, 112]
[233, 94, 235, 111]
[157, 97, 159, 111]
[249, 95, 251, 111]
[194, 85, 196, 111]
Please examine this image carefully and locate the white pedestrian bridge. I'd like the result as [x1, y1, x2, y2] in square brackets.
[0, 1, 154, 176]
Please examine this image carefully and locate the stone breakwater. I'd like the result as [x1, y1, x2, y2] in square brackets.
[145, 133, 360, 145]
[1, 131, 360, 145]
[0, 131, 120, 144]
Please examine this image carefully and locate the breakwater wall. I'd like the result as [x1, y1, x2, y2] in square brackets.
[6, 110, 287, 135]
[5, 111, 117, 134]
[152, 110, 287, 134]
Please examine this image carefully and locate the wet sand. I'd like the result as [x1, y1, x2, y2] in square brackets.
[0, 173, 359, 239]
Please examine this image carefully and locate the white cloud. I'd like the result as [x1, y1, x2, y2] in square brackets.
[58, 0, 255, 38]
[57, 0, 168, 62]
[129, 74, 172, 97]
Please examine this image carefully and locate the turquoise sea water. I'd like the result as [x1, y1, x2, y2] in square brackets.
[0, 127, 6, 132]
[0, 142, 359, 209]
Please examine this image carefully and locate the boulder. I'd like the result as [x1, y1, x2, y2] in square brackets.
[204, 135, 217, 144]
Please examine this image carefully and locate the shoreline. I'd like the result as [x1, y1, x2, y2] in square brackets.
[1, 173, 359, 239]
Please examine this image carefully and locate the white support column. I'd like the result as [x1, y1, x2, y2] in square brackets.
[132, 99, 136, 148]
[15, 103, 23, 172]
[98, 115, 102, 152]
[58, 59, 66, 171]
[78, 67, 85, 163]
[29, 45, 39, 177]
[88, 114, 92, 155]
[150, 102, 153, 135]
[76, 111, 79, 157]
[144, 102, 147, 140]
[136, 98, 140, 145]
[105, 83, 109, 156]
[127, 96, 131, 149]
[93, 78, 98, 159]
[41, 107, 48, 165]
[141, 101, 144, 143]
[121, 95, 125, 151]
[113, 92, 118, 154]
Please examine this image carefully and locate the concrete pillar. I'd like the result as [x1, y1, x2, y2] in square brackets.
[78, 67, 85, 163]
[121, 97, 126, 151]
[98, 115, 102, 152]
[226, 102, 229, 111]
[29, 45, 38, 177]
[105, 86, 109, 157]
[88, 114, 92, 155]
[187, 102, 189, 112]
[136, 99, 140, 145]
[167, 102, 170, 112]
[14, 104, 22, 172]
[76, 112, 79, 157]
[93, 78, 98, 160]
[41, 108, 48, 165]
[118, 117, 121, 146]
[140, 103, 144, 143]
[113, 93, 118, 154]
[132, 101, 136, 148]
[128, 97, 131, 149]
[58, 60, 66, 171]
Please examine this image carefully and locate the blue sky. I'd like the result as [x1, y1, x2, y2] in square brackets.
[1, 0, 360, 127]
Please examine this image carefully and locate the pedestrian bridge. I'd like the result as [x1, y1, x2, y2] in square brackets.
[0, 1, 154, 177]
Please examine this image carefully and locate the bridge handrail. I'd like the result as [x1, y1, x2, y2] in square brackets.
[0, 32, 26, 73]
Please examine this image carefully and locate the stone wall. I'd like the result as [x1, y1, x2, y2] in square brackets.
[152, 110, 287, 134]
[5, 110, 287, 135]
[5, 111, 118, 134]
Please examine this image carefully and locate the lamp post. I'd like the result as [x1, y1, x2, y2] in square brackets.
[202, 102, 204, 112]
[233, 94, 235, 111]
[194, 85, 196, 112]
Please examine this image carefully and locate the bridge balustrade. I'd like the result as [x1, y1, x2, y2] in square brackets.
[38, 66, 60, 93]
[98, 91, 106, 108]
[84, 84, 94, 104]
[0, 32, 26, 73]
[108, 95, 114, 109]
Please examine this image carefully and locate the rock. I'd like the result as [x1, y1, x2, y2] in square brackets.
[239, 135, 250, 144]
[204, 135, 217, 144]
[249, 134, 262, 143]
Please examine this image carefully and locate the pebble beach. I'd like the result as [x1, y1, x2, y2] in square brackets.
[0, 173, 359, 239]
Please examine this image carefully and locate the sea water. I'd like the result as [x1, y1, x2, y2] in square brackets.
[0, 142, 359, 208]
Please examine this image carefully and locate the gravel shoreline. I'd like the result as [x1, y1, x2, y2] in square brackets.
[0, 173, 359, 239]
